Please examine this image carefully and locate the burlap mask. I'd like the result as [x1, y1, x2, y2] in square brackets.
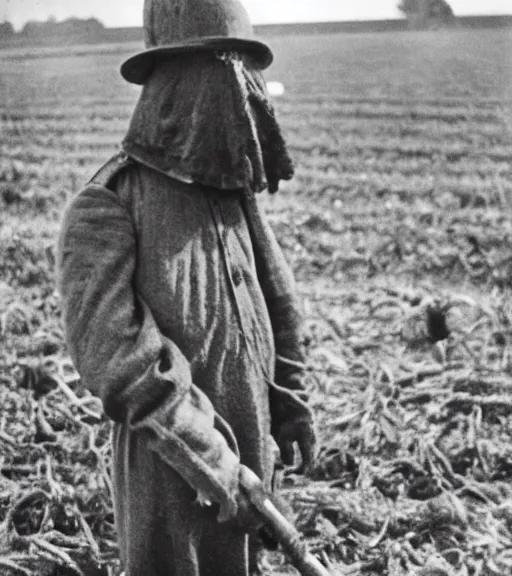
[123, 52, 294, 193]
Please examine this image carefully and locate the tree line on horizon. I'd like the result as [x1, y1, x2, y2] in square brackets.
[0, 17, 105, 40]
[0, 1, 468, 42]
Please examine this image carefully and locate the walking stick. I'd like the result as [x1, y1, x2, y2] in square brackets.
[239, 466, 338, 576]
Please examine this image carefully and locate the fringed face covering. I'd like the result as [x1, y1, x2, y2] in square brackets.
[123, 51, 294, 193]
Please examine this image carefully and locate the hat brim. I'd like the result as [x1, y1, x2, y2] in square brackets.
[120, 37, 273, 85]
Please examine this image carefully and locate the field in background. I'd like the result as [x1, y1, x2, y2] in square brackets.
[1, 28, 512, 575]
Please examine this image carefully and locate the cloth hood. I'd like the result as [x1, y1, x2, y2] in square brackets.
[122, 51, 294, 193]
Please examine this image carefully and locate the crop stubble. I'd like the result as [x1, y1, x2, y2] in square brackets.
[1, 28, 512, 576]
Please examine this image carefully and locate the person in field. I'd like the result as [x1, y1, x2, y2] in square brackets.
[57, 0, 317, 574]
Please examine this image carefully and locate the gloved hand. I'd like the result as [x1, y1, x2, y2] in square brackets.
[228, 488, 265, 535]
[267, 336, 318, 474]
[273, 415, 316, 475]
[269, 379, 317, 476]
[225, 474, 294, 550]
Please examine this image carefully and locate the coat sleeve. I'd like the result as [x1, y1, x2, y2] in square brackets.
[242, 195, 313, 429]
[57, 183, 239, 521]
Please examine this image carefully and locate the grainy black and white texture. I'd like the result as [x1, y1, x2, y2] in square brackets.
[0, 17, 512, 576]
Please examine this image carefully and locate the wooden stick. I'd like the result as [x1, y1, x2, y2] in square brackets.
[239, 466, 336, 576]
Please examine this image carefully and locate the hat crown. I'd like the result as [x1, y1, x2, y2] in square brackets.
[121, 0, 272, 84]
[144, 0, 255, 48]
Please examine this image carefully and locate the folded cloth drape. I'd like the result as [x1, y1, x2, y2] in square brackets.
[123, 51, 294, 194]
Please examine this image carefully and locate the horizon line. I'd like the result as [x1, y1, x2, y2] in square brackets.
[8, 12, 512, 30]
[100, 13, 512, 29]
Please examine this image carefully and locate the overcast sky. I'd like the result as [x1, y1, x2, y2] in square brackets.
[2, 0, 511, 30]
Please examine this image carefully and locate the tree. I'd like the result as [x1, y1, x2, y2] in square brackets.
[21, 17, 105, 39]
[398, 0, 455, 29]
[0, 21, 14, 39]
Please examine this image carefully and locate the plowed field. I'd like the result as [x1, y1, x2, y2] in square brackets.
[1, 28, 512, 576]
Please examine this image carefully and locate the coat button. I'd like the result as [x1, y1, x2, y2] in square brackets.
[232, 267, 243, 286]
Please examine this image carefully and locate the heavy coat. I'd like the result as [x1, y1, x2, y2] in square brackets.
[57, 155, 308, 576]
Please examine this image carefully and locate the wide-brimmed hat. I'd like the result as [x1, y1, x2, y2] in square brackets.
[121, 0, 273, 85]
